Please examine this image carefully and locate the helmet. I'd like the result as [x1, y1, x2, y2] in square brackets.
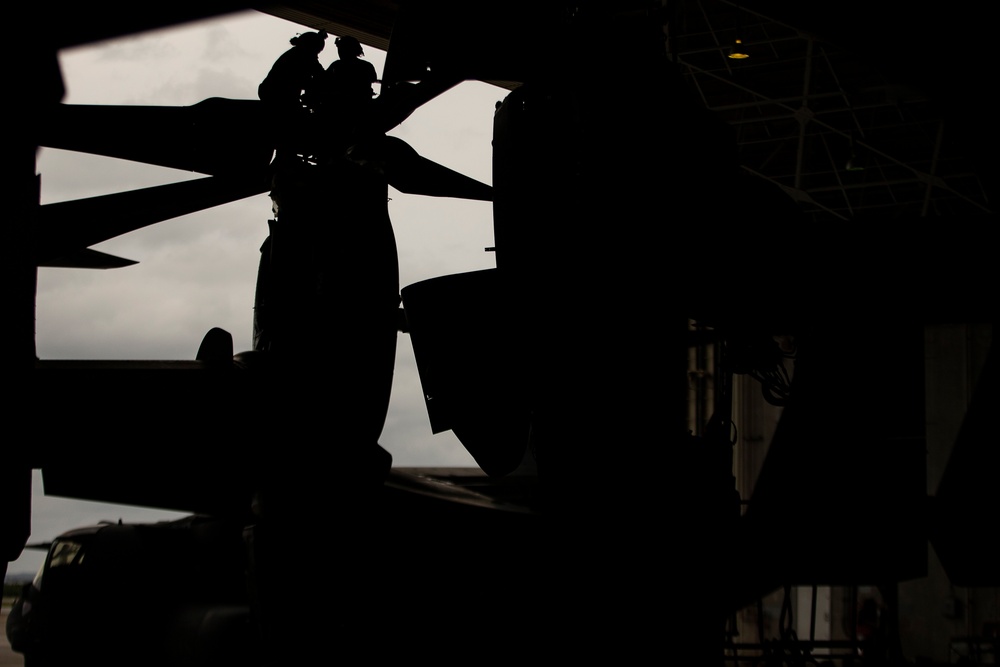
[290, 31, 328, 50]
[335, 35, 364, 57]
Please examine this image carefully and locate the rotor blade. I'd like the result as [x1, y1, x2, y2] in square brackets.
[39, 247, 138, 270]
[369, 75, 463, 133]
[38, 98, 273, 176]
[349, 136, 491, 201]
[36, 171, 270, 264]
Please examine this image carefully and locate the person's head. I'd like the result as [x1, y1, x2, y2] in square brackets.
[290, 31, 327, 55]
[335, 35, 364, 58]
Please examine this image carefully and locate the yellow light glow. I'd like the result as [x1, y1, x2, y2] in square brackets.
[728, 39, 749, 59]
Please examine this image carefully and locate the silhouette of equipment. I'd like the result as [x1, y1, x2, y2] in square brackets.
[35, 99, 275, 267]
[14, 4, 999, 666]
[31, 91, 488, 270]
[402, 269, 529, 477]
[931, 340, 1000, 586]
[40, 98, 272, 175]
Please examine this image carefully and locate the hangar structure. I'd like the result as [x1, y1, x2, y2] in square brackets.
[4, 1, 996, 665]
[261, 0, 997, 221]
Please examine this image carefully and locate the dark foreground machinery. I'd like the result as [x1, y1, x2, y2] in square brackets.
[4, 2, 997, 665]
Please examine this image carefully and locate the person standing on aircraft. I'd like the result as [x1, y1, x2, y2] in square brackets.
[327, 35, 378, 102]
[305, 35, 378, 148]
[258, 30, 328, 161]
[258, 30, 327, 109]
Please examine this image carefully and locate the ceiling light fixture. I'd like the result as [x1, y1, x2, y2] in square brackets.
[728, 38, 750, 59]
[728, 3, 750, 59]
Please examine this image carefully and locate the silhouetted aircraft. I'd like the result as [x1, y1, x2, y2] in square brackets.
[4, 2, 996, 665]
[5, 515, 254, 667]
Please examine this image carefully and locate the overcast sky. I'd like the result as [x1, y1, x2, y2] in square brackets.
[12, 9, 505, 577]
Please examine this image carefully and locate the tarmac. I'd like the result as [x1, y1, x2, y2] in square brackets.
[0, 600, 24, 667]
